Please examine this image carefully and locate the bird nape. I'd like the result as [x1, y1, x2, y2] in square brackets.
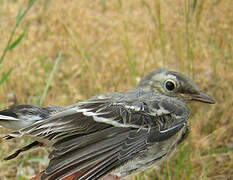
[0, 68, 215, 180]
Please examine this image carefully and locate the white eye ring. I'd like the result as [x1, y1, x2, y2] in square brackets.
[164, 79, 176, 91]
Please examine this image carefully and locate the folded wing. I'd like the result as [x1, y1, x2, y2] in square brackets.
[3, 92, 189, 180]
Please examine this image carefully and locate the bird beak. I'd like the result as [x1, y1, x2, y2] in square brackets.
[190, 92, 216, 104]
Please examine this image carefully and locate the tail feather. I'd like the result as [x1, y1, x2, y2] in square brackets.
[4, 141, 43, 160]
[0, 105, 64, 130]
[2, 131, 22, 139]
[0, 114, 19, 121]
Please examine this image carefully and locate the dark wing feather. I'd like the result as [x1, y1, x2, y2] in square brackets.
[20, 108, 111, 142]
[42, 127, 130, 180]
[43, 124, 185, 180]
[42, 128, 152, 180]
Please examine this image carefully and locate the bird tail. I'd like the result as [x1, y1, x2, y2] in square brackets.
[0, 109, 22, 130]
[0, 105, 65, 160]
[0, 105, 65, 130]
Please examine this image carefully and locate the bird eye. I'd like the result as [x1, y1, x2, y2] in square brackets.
[165, 80, 176, 91]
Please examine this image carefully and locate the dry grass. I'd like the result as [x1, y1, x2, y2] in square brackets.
[0, 0, 232, 179]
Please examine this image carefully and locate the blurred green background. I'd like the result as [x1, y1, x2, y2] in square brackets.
[0, 0, 232, 180]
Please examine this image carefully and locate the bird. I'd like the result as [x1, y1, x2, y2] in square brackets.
[0, 68, 215, 180]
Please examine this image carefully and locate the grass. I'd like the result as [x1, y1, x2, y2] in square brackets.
[0, 0, 232, 179]
[37, 52, 62, 106]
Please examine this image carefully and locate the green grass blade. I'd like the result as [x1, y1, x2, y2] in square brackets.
[205, 147, 233, 155]
[0, 68, 13, 85]
[8, 30, 25, 50]
[0, 0, 36, 64]
[192, 0, 198, 12]
[38, 52, 62, 106]
[16, 7, 23, 23]
[27, 157, 49, 163]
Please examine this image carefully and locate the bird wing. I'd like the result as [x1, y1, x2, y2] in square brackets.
[16, 92, 189, 180]
[42, 125, 186, 180]
[19, 92, 189, 141]
[41, 123, 187, 180]
[18, 94, 147, 141]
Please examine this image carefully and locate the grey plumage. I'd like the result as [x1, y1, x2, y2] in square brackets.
[0, 105, 64, 130]
[0, 68, 215, 180]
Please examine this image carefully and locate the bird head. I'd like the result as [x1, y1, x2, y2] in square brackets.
[137, 68, 215, 104]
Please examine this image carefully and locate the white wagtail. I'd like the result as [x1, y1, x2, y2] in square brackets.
[0, 68, 215, 180]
